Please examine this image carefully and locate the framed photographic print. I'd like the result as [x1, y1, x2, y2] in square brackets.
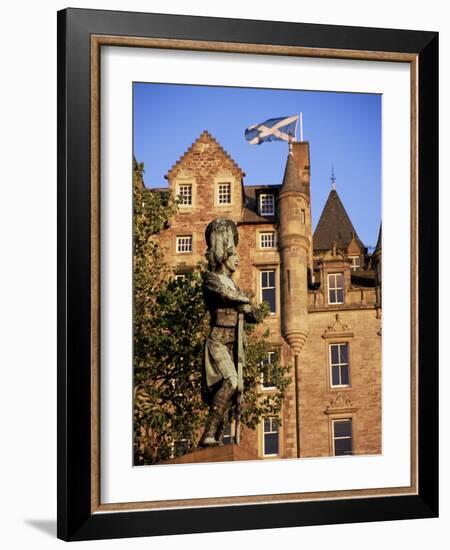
[57, 8, 438, 541]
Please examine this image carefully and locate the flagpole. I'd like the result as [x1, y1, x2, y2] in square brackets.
[299, 112, 304, 141]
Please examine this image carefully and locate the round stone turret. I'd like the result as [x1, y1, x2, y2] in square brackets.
[278, 142, 312, 354]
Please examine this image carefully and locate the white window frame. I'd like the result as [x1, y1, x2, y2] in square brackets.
[328, 272, 344, 304]
[332, 418, 353, 456]
[259, 231, 276, 249]
[177, 183, 193, 206]
[174, 273, 186, 281]
[349, 255, 361, 271]
[329, 343, 350, 387]
[260, 269, 276, 314]
[176, 235, 192, 254]
[261, 350, 278, 390]
[262, 416, 279, 457]
[217, 182, 232, 205]
[259, 193, 275, 216]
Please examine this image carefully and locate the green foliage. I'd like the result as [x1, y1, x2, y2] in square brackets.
[133, 159, 291, 465]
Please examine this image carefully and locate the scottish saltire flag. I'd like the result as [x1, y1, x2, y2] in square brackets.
[245, 115, 298, 145]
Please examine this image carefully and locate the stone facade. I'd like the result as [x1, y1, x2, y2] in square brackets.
[150, 130, 381, 460]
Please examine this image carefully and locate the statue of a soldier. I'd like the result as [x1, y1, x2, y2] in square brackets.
[199, 218, 259, 447]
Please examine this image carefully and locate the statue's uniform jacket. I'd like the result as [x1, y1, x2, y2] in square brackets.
[202, 272, 256, 396]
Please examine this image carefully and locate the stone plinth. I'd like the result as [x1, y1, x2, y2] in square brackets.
[159, 444, 260, 465]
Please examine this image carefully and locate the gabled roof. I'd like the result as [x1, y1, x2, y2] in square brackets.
[164, 130, 245, 179]
[313, 189, 364, 252]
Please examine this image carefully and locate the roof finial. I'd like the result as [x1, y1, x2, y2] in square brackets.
[331, 165, 336, 190]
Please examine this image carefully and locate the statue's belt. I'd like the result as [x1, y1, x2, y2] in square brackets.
[209, 326, 235, 344]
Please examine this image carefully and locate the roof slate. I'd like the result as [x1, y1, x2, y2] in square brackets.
[242, 185, 280, 224]
[313, 189, 364, 252]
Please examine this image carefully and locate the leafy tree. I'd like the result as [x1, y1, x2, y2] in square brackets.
[133, 159, 291, 465]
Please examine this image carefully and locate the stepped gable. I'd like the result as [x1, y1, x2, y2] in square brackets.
[164, 130, 245, 180]
[313, 189, 365, 252]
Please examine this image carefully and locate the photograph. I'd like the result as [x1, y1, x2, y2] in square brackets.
[132, 83, 382, 466]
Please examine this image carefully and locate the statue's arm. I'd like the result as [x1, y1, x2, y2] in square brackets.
[238, 303, 262, 324]
[204, 274, 250, 304]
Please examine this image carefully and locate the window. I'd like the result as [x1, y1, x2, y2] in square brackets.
[329, 343, 350, 387]
[263, 417, 279, 456]
[176, 236, 192, 253]
[174, 273, 186, 281]
[177, 183, 192, 205]
[332, 419, 353, 456]
[261, 351, 278, 389]
[328, 273, 344, 304]
[217, 182, 231, 205]
[259, 231, 276, 249]
[349, 255, 361, 271]
[300, 209, 306, 224]
[261, 270, 276, 313]
[259, 193, 275, 216]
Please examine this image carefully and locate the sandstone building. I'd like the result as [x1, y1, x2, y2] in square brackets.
[150, 130, 381, 460]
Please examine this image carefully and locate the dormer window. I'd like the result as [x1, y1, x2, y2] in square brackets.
[349, 256, 360, 271]
[328, 273, 344, 304]
[259, 193, 275, 216]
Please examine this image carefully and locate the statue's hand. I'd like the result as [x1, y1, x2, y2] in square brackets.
[237, 303, 252, 313]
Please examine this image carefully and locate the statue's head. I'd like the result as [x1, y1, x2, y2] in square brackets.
[205, 218, 239, 273]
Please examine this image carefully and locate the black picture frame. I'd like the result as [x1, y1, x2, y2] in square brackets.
[57, 8, 438, 542]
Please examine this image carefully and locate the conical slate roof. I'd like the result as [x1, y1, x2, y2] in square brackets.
[313, 189, 364, 252]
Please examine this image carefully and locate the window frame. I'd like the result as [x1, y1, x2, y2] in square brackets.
[176, 235, 193, 254]
[332, 418, 353, 457]
[177, 183, 193, 206]
[259, 193, 275, 216]
[329, 342, 351, 388]
[260, 350, 278, 390]
[260, 268, 277, 314]
[262, 416, 280, 457]
[259, 231, 276, 249]
[349, 255, 361, 271]
[327, 272, 345, 304]
[216, 181, 232, 206]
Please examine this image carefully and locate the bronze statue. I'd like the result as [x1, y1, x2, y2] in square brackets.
[200, 218, 259, 447]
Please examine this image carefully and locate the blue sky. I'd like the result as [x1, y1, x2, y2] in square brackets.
[134, 83, 381, 248]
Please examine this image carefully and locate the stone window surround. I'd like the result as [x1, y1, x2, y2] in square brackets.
[175, 235, 193, 254]
[175, 178, 196, 209]
[213, 177, 235, 208]
[258, 230, 277, 249]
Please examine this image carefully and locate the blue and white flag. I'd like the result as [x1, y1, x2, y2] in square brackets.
[245, 115, 298, 145]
